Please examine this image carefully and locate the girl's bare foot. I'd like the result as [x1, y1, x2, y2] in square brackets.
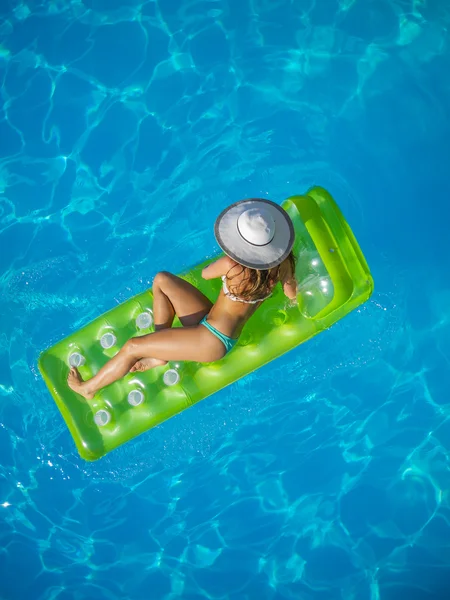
[129, 357, 168, 373]
[67, 367, 95, 400]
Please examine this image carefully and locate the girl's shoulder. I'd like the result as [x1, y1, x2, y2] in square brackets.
[202, 255, 237, 280]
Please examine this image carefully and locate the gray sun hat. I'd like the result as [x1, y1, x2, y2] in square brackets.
[214, 198, 295, 270]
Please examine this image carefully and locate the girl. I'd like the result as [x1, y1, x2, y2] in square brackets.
[68, 198, 297, 399]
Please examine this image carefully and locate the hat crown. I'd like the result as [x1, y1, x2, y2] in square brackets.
[237, 208, 275, 246]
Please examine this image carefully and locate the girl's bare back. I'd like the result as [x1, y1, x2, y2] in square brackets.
[202, 255, 296, 339]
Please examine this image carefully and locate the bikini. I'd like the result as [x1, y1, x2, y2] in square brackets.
[220, 276, 272, 304]
[199, 276, 272, 354]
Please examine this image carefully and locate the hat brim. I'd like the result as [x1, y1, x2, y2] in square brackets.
[214, 198, 295, 269]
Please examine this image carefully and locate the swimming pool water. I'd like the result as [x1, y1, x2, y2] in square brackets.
[1, 0, 450, 598]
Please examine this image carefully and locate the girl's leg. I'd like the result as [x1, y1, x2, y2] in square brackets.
[152, 271, 213, 330]
[130, 271, 214, 372]
[68, 325, 226, 400]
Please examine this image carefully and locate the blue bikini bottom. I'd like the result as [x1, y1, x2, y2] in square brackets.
[199, 317, 238, 354]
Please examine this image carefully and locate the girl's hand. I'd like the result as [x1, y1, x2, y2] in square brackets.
[286, 296, 298, 309]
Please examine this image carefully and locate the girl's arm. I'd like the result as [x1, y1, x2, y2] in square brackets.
[201, 255, 234, 280]
[280, 259, 297, 300]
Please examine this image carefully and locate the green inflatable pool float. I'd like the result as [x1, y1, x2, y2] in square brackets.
[39, 187, 373, 461]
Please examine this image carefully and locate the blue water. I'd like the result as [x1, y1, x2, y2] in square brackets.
[1, 0, 450, 598]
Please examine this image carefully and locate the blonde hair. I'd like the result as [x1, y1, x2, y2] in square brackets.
[225, 251, 296, 302]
